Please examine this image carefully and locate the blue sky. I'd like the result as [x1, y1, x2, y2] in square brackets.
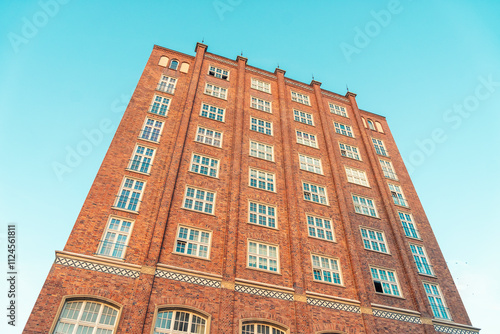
[1, 0, 499, 332]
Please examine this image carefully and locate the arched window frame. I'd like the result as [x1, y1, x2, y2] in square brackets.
[152, 305, 211, 334]
[240, 319, 289, 334]
[367, 119, 376, 131]
[169, 59, 179, 70]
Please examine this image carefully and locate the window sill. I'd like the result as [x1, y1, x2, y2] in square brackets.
[297, 143, 319, 150]
[173, 251, 211, 262]
[248, 222, 279, 231]
[147, 110, 169, 118]
[94, 254, 126, 262]
[188, 170, 220, 180]
[303, 198, 330, 207]
[250, 106, 272, 114]
[111, 207, 139, 215]
[194, 140, 223, 150]
[293, 120, 315, 127]
[347, 181, 371, 188]
[246, 266, 281, 276]
[363, 248, 391, 256]
[299, 168, 324, 176]
[155, 88, 175, 96]
[307, 235, 337, 243]
[125, 168, 151, 177]
[137, 137, 161, 145]
[374, 292, 405, 300]
[249, 155, 275, 163]
[249, 186, 276, 194]
[417, 272, 437, 279]
[181, 207, 216, 217]
[353, 212, 381, 220]
[340, 155, 363, 162]
[203, 92, 227, 101]
[312, 279, 345, 288]
[200, 115, 226, 123]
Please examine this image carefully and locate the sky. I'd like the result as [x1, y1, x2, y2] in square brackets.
[1, 0, 499, 333]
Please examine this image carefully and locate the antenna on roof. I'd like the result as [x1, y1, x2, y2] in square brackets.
[277, 63, 279, 69]
[346, 84, 349, 92]
[241, 51, 243, 56]
[312, 73, 315, 80]
[202, 37, 204, 43]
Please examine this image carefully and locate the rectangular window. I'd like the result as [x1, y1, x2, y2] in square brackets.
[296, 130, 318, 148]
[200, 103, 225, 122]
[114, 177, 145, 212]
[98, 217, 133, 259]
[299, 154, 323, 174]
[307, 215, 334, 241]
[140, 118, 164, 143]
[182, 186, 216, 214]
[345, 167, 369, 187]
[410, 244, 433, 276]
[291, 91, 310, 105]
[128, 144, 155, 174]
[424, 283, 451, 320]
[190, 153, 219, 178]
[303, 182, 328, 205]
[360, 227, 388, 253]
[293, 109, 314, 126]
[312, 254, 342, 285]
[250, 116, 273, 135]
[370, 267, 401, 296]
[372, 138, 388, 156]
[208, 65, 229, 80]
[195, 126, 223, 148]
[379, 159, 398, 180]
[249, 141, 274, 161]
[388, 183, 408, 207]
[249, 168, 275, 192]
[175, 226, 211, 259]
[339, 142, 361, 161]
[334, 122, 354, 137]
[204, 83, 227, 99]
[251, 78, 271, 93]
[251, 96, 272, 113]
[248, 240, 279, 272]
[157, 75, 177, 94]
[149, 95, 170, 116]
[398, 212, 420, 239]
[329, 103, 348, 117]
[248, 201, 277, 229]
[352, 194, 378, 217]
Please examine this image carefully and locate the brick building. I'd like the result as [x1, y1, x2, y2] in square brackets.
[24, 43, 479, 334]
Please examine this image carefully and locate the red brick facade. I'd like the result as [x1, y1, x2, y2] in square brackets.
[24, 43, 479, 334]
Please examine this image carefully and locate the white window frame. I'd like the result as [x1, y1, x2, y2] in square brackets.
[114, 177, 145, 212]
[302, 181, 328, 205]
[299, 154, 323, 175]
[157, 75, 177, 94]
[250, 96, 272, 113]
[329, 102, 348, 117]
[352, 194, 378, 218]
[339, 142, 361, 161]
[149, 94, 171, 116]
[372, 138, 388, 156]
[250, 78, 271, 93]
[291, 91, 310, 105]
[174, 225, 212, 259]
[195, 126, 223, 148]
[139, 117, 164, 143]
[154, 309, 208, 334]
[370, 267, 402, 297]
[360, 227, 389, 254]
[200, 102, 225, 122]
[296, 130, 318, 148]
[189, 153, 220, 178]
[388, 183, 408, 207]
[311, 254, 342, 285]
[182, 186, 216, 215]
[242, 323, 285, 334]
[367, 119, 376, 130]
[249, 168, 275, 192]
[398, 211, 420, 239]
[247, 240, 279, 273]
[250, 116, 273, 135]
[334, 121, 354, 138]
[208, 65, 229, 80]
[128, 144, 156, 175]
[423, 283, 451, 320]
[306, 214, 335, 242]
[410, 244, 433, 276]
[293, 109, 314, 126]
[379, 159, 398, 180]
[248, 201, 277, 229]
[53, 300, 119, 334]
[97, 216, 134, 259]
[249, 140, 274, 162]
[345, 166, 370, 187]
[204, 83, 227, 100]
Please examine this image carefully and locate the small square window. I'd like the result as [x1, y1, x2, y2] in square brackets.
[204, 83, 227, 99]
[398, 211, 420, 239]
[339, 142, 361, 160]
[98, 216, 133, 259]
[352, 194, 378, 217]
[249, 168, 275, 192]
[248, 240, 279, 272]
[182, 186, 216, 214]
[208, 65, 229, 80]
[128, 144, 155, 174]
[370, 267, 401, 296]
[249, 141, 274, 161]
[175, 226, 211, 259]
[140, 118, 164, 143]
[312, 254, 342, 285]
[190, 153, 219, 178]
[291, 91, 310, 105]
[380, 159, 398, 180]
[388, 183, 408, 207]
[307, 215, 334, 241]
[149, 95, 171, 116]
[248, 201, 277, 229]
[250, 116, 273, 135]
[372, 138, 388, 156]
[410, 244, 433, 276]
[293, 110, 314, 126]
[303, 182, 328, 205]
[345, 167, 369, 187]
[360, 227, 388, 254]
[114, 177, 145, 212]
[157, 75, 177, 94]
[200, 103, 225, 122]
[329, 103, 348, 117]
[251, 96, 272, 113]
[299, 154, 323, 174]
[296, 130, 318, 148]
[334, 122, 354, 137]
[251, 78, 271, 93]
[195, 126, 223, 148]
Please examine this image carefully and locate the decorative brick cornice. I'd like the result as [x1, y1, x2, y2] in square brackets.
[54, 254, 140, 279]
[321, 91, 350, 103]
[155, 269, 221, 288]
[307, 297, 360, 313]
[235, 284, 294, 301]
[204, 54, 238, 67]
[284, 79, 313, 91]
[247, 67, 277, 79]
[433, 320, 480, 334]
[372, 308, 422, 324]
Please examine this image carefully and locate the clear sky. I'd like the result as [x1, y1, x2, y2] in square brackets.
[1, 0, 499, 333]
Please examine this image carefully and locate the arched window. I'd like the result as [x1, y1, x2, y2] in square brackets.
[367, 119, 376, 130]
[180, 62, 190, 73]
[375, 121, 384, 133]
[158, 56, 169, 67]
[242, 323, 286, 334]
[169, 60, 179, 70]
[154, 310, 207, 333]
[53, 299, 119, 334]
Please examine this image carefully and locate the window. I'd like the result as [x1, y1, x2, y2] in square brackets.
[399, 212, 420, 239]
[251, 78, 271, 93]
[249, 168, 275, 192]
[388, 183, 408, 207]
[334, 122, 354, 137]
[128, 144, 155, 174]
[200, 103, 225, 122]
[204, 83, 227, 99]
[302, 182, 328, 205]
[339, 142, 361, 160]
[195, 126, 222, 148]
[154, 310, 207, 333]
[98, 217, 133, 259]
[423, 283, 451, 320]
[296, 130, 318, 148]
[249, 201, 276, 228]
[379, 159, 398, 180]
[312, 254, 342, 285]
[345, 167, 369, 187]
[293, 109, 314, 125]
[190, 153, 219, 178]
[182, 187, 215, 214]
[208, 65, 229, 80]
[329, 103, 348, 117]
[157, 75, 177, 94]
[251, 96, 272, 113]
[372, 138, 388, 156]
[370, 267, 401, 296]
[367, 119, 376, 130]
[250, 141, 274, 161]
[352, 194, 378, 217]
[291, 91, 310, 105]
[299, 154, 322, 174]
[248, 240, 279, 272]
[114, 177, 145, 212]
[360, 227, 388, 254]
[307, 215, 334, 241]
[250, 116, 273, 135]
[242, 323, 284, 334]
[140, 118, 164, 143]
[174, 226, 211, 259]
[410, 244, 433, 276]
[54, 300, 118, 334]
[150, 95, 171, 116]
[169, 60, 179, 70]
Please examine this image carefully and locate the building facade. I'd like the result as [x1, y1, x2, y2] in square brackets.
[24, 43, 479, 334]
